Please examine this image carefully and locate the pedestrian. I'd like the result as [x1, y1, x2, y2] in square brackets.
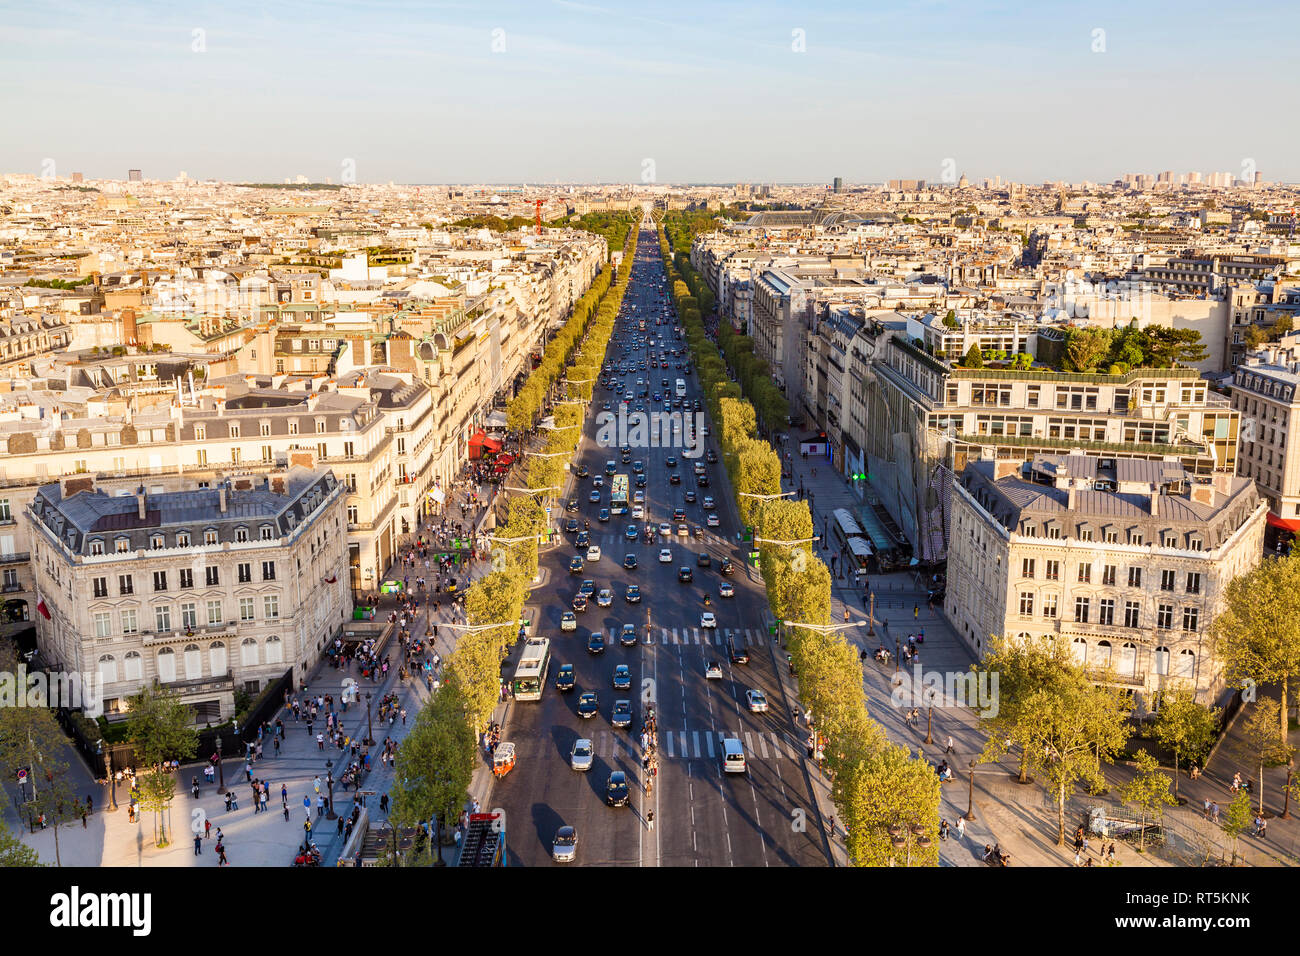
[317, 733, 325, 751]
[945, 736, 955, 754]
[914, 604, 919, 620]
[380, 793, 390, 814]
[314, 775, 321, 794]
[1204, 797, 1212, 820]
[956, 816, 965, 839]
[194, 834, 203, 856]
[647, 809, 655, 830]
[205, 818, 212, 840]
[283, 803, 290, 822]
[273, 736, 280, 756]
[939, 819, 949, 841]
[1211, 802, 1220, 824]
[316, 795, 325, 818]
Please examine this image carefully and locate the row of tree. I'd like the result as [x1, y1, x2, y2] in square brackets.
[1060, 322, 1207, 374]
[656, 216, 942, 866]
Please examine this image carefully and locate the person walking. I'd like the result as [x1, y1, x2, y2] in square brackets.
[194, 834, 203, 856]
[945, 735, 955, 755]
[956, 816, 965, 839]
[204, 818, 212, 840]
[647, 809, 655, 831]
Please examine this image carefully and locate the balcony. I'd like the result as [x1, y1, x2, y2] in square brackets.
[0, 552, 30, 566]
[160, 670, 235, 694]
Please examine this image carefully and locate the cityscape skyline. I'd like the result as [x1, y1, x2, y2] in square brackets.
[5, 0, 1299, 183]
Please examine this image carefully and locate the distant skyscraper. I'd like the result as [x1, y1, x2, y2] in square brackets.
[1188, 171, 1202, 184]
[1255, 171, 1263, 186]
[832, 177, 843, 193]
[127, 169, 142, 182]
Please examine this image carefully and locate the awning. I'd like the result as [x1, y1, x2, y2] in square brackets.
[1267, 512, 1300, 533]
[495, 453, 515, 466]
[468, 430, 503, 455]
[485, 410, 508, 429]
[848, 537, 874, 558]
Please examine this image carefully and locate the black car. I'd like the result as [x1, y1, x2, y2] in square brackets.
[678, 567, 693, 583]
[625, 584, 642, 603]
[619, 624, 638, 646]
[605, 771, 630, 807]
[684, 490, 697, 503]
[669, 473, 681, 485]
[587, 631, 606, 655]
[718, 557, 735, 576]
[575, 531, 590, 548]
[623, 553, 637, 570]
[697, 475, 710, 488]
[565, 518, 580, 534]
[728, 636, 749, 664]
[706, 450, 717, 463]
[555, 664, 576, 691]
[665, 456, 678, 468]
[635, 475, 647, 488]
[569, 556, 584, 574]
[566, 498, 580, 513]
[577, 465, 589, 478]
[611, 700, 633, 728]
[697, 552, 711, 567]
[577, 692, 599, 718]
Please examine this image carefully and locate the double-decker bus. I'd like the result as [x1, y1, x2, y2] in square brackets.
[511, 638, 552, 701]
[610, 474, 629, 515]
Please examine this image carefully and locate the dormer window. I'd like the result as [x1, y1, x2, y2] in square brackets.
[90, 539, 104, 556]
[204, 529, 218, 546]
[115, 536, 131, 553]
[177, 531, 191, 547]
[235, 526, 249, 543]
[260, 525, 275, 541]
[1130, 531, 1144, 546]
[1188, 536, 1203, 551]
[1046, 524, 1061, 540]
[150, 534, 165, 550]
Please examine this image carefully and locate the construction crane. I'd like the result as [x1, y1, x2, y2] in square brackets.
[524, 199, 544, 235]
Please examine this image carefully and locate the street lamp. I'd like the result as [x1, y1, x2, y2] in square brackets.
[887, 821, 932, 867]
[325, 760, 337, 820]
[97, 740, 117, 811]
[365, 693, 375, 747]
[738, 491, 796, 502]
[965, 760, 977, 822]
[215, 734, 226, 795]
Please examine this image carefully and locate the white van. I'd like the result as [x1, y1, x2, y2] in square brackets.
[722, 737, 746, 774]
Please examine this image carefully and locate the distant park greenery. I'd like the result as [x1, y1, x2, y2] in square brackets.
[23, 277, 89, 290]
[242, 182, 342, 191]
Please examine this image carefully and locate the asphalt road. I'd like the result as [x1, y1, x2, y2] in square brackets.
[486, 221, 830, 867]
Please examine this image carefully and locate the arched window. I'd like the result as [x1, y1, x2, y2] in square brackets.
[157, 647, 176, 683]
[209, 641, 228, 676]
[183, 643, 202, 680]
[150, 533, 165, 550]
[265, 635, 283, 665]
[1071, 637, 1087, 664]
[1153, 646, 1170, 676]
[1095, 640, 1112, 669]
[123, 651, 143, 682]
[240, 638, 259, 667]
[1118, 642, 1137, 677]
[98, 654, 117, 684]
[1175, 649, 1195, 679]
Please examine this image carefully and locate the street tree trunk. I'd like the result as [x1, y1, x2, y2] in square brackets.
[1282, 675, 1291, 751]
[1171, 748, 1182, 802]
[1057, 778, 1067, 846]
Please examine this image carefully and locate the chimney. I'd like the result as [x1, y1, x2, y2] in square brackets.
[1067, 479, 1076, 511]
[136, 488, 147, 520]
[1149, 487, 1159, 517]
[219, 482, 228, 513]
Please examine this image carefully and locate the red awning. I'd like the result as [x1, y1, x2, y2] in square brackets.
[495, 452, 515, 466]
[1267, 512, 1300, 533]
[468, 430, 503, 452]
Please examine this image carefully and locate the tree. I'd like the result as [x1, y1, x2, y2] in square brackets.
[126, 682, 199, 768]
[960, 344, 984, 368]
[1142, 326, 1207, 367]
[1063, 326, 1112, 372]
[136, 770, 176, 848]
[1221, 789, 1252, 865]
[0, 819, 42, 867]
[1236, 699, 1293, 816]
[0, 707, 79, 866]
[1151, 688, 1219, 802]
[977, 635, 1074, 783]
[1243, 323, 1266, 351]
[389, 682, 477, 865]
[1120, 750, 1176, 852]
[1272, 314, 1294, 339]
[835, 740, 941, 866]
[1211, 552, 1300, 748]
[942, 309, 959, 329]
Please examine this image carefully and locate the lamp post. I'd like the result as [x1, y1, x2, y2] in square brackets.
[215, 735, 226, 795]
[894, 637, 900, 674]
[867, 592, 876, 638]
[325, 760, 337, 820]
[365, 692, 375, 747]
[888, 821, 933, 867]
[98, 740, 117, 811]
[925, 703, 934, 746]
[965, 760, 977, 822]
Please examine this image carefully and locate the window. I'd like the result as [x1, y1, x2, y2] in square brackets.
[155, 605, 172, 633]
[1021, 558, 1035, 578]
[1153, 646, 1170, 676]
[184, 644, 202, 680]
[1077, 563, 1092, 584]
[196, 449, 208, 467]
[207, 600, 223, 626]
[263, 595, 280, 620]
[347, 505, 358, 524]
[288, 421, 299, 435]
[177, 531, 191, 547]
[119, 574, 134, 596]
[229, 423, 240, 438]
[316, 419, 326, 434]
[260, 422, 271, 437]
[235, 527, 249, 543]
[153, 571, 168, 592]
[195, 426, 206, 442]
[92, 577, 108, 598]
[93, 612, 112, 639]
[1104, 529, 1118, 543]
[231, 448, 241, 465]
[115, 537, 131, 553]
[1098, 599, 1114, 626]
[1157, 604, 1174, 630]
[1095, 640, 1113, 668]
[1124, 601, 1141, 628]
[262, 445, 273, 463]
[1045, 560, 1060, 581]
[1186, 572, 1201, 594]
[1130, 532, 1143, 546]
[1128, 567, 1143, 588]
[240, 638, 259, 667]
[1078, 528, 1093, 542]
[204, 529, 218, 546]
[0, 499, 9, 522]
[238, 562, 252, 583]
[260, 525, 275, 541]
[180, 602, 198, 630]
[123, 650, 142, 680]
[1070, 637, 1087, 663]
[1183, 606, 1200, 632]
[1175, 649, 1195, 679]
[1102, 564, 1116, 586]
[1019, 592, 1034, 616]
[265, 635, 284, 665]
[1074, 597, 1090, 623]
[121, 609, 138, 635]
[205, 566, 220, 587]
[1160, 569, 1176, 591]
[90, 539, 104, 556]
[210, 642, 228, 675]
[1047, 525, 1061, 540]
[1188, 537, 1203, 552]
[156, 647, 176, 683]
[151, 533, 165, 550]
[261, 561, 276, 581]
[239, 597, 255, 622]
[1042, 594, 1058, 618]
[98, 654, 117, 684]
[179, 568, 193, 589]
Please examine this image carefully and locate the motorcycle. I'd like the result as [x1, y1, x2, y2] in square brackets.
[703, 595, 711, 606]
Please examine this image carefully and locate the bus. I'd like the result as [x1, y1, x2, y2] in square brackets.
[511, 638, 552, 701]
[610, 474, 629, 515]
[675, 378, 687, 398]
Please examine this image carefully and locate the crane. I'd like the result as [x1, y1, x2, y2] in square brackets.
[524, 199, 544, 235]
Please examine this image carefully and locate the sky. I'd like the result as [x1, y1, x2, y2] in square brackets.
[3, 0, 1298, 185]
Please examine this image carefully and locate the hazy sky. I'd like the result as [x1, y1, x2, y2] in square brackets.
[4, 0, 1297, 184]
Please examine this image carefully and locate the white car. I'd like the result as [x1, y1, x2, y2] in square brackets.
[705, 661, 724, 680]
[658, 523, 672, 537]
[596, 588, 613, 607]
[592, 475, 604, 488]
[677, 524, 689, 537]
[701, 611, 717, 629]
[561, 611, 577, 632]
[746, 689, 768, 713]
[571, 739, 594, 771]
[658, 548, 673, 563]
[586, 545, 602, 562]
[632, 505, 645, 519]
[706, 514, 720, 527]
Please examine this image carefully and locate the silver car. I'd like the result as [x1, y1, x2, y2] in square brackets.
[552, 825, 578, 863]
[571, 738, 594, 771]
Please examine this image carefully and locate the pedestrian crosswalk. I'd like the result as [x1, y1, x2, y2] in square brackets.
[587, 729, 803, 761]
[657, 627, 766, 647]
